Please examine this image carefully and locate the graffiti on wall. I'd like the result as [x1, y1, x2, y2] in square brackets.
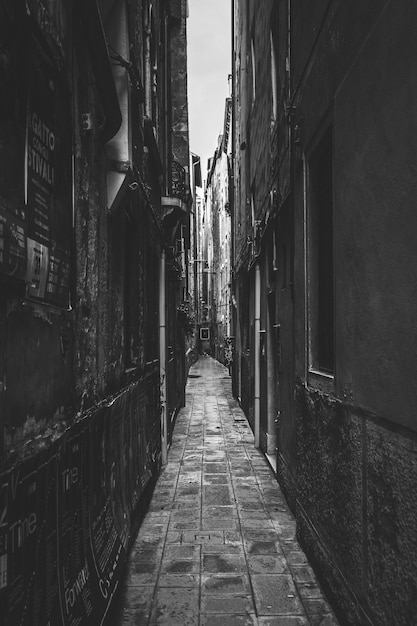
[0, 374, 159, 625]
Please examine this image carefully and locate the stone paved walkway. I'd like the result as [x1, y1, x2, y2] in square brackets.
[111, 356, 339, 626]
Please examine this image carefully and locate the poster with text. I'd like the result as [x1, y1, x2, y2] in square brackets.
[2, 451, 60, 625]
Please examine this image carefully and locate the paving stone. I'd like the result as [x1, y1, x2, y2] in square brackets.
[258, 618, 309, 625]
[285, 551, 308, 566]
[127, 547, 162, 565]
[251, 574, 305, 616]
[116, 585, 154, 610]
[247, 554, 289, 574]
[138, 524, 167, 536]
[203, 462, 229, 473]
[125, 568, 158, 586]
[171, 501, 200, 511]
[200, 615, 258, 626]
[201, 593, 255, 614]
[147, 502, 173, 512]
[202, 554, 246, 573]
[169, 509, 201, 521]
[272, 524, 297, 540]
[290, 565, 317, 584]
[239, 510, 270, 520]
[172, 494, 201, 506]
[182, 530, 224, 544]
[204, 452, 227, 461]
[161, 558, 200, 574]
[145, 512, 171, 522]
[133, 535, 165, 550]
[202, 505, 238, 518]
[204, 486, 233, 505]
[202, 518, 239, 530]
[224, 530, 244, 544]
[176, 484, 200, 496]
[203, 473, 230, 484]
[302, 598, 334, 615]
[164, 545, 201, 561]
[295, 581, 325, 599]
[239, 501, 266, 511]
[280, 540, 301, 554]
[148, 587, 199, 625]
[241, 518, 275, 529]
[157, 573, 199, 587]
[112, 586, 154, 623]
[177, 475, 201, 484]
[243, 529, 281, 543]
[202, 574, 251, 595]
[202, 543, 244, 555]
[169, 519, 202, 530]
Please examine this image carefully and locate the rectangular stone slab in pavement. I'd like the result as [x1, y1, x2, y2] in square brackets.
[108, 356, 340, 626]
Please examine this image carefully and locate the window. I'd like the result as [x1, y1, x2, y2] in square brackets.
[308, 126, 334, 375]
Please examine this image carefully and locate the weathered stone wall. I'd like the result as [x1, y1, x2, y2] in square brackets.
[297, 384, 417, 625]
[1, 0, 191, 622]
[233, 0, 417, 623]
[291, 2, 417, 622]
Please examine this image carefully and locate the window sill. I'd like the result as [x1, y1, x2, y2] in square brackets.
[308, 368, 335, 394]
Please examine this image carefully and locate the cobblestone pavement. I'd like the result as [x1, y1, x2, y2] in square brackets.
[111, 356, 340, 626]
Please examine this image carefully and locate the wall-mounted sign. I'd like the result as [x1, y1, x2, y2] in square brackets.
[26, 41, 55, 246]
[0, 23, 71, 306]
[22, 36, 72, 307]
[200, 327, 210, 341]
[26, 237, 49, 299]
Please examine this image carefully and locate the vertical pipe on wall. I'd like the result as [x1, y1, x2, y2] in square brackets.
[254, 262, 261, 448]
[159, 249, 168, 466]
[144, 7, 152, 119]
[230, 0, 236, 395]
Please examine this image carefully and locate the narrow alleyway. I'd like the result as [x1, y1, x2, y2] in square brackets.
[110, 357, 339, 626]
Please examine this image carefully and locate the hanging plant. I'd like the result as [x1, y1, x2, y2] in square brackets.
[177, 302, 195, 336]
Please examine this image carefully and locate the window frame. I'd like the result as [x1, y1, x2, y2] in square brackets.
[306, 122, 335, 389]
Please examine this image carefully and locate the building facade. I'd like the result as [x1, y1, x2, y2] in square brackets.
[204, 98, 233, 365]
[0, 0, 191, 622]
[232, 1, 417, 624]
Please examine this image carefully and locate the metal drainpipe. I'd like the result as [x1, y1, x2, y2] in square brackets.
[254, 261, 261, 448]
[230, 0, 236, 394]
[144, 10, 152, 118]
[159, 250, 168, 466]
